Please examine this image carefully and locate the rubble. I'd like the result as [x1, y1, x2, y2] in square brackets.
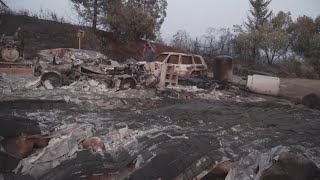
[32, 48, 149, 91]
[1, 89, 319, 179]
[1, 134, 49, 159]
[31, 49, 214, 91]
[14, 123, 94, 178]
[226, 146, 320, 180]
[1, 47, 320, 180]
[0, 74, 38, 94]
[195, 161, 233, 179]
[25, 77, 41, 89]
[2, 135, 35, 158]
[82, 137, 105, 152]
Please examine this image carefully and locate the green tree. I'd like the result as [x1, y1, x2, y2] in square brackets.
[290, 15, 316, 57]
[233, 11, 291, 64]
[309, 34, 320, 58]
[253, 11, 292, 64]
[287, 15, 320, 77]
[271, 11, 292, 31]
[259, 22, 289, 64]
[308, 21, 320, 77]
[104, 0, 167, 40]
[106, 5, 157, 40]
[124, 0, 167, 33]
[246, 0, 273, 61]
[233, 29, 258, 62]
[70, 0, 105, 30]
[246, 0, 273, 30]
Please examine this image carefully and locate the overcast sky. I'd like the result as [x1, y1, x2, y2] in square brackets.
[5, 0, 320, 39]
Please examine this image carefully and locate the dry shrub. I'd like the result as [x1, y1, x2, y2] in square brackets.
[281, 59, 319, 79]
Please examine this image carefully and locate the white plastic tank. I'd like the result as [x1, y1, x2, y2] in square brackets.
[247, 75, 280, 96]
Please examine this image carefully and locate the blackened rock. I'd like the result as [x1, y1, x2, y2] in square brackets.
[302, 93, 320, 110]
[0, 151, 21, 172]
[260, 152, 320, 180]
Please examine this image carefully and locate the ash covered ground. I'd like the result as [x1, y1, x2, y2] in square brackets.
[0, 75, 320, 180]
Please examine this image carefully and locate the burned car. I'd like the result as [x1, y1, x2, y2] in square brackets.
[34, 48, 141, 90]
[31, 49, 208, 90]
[139, 52, 208, 78]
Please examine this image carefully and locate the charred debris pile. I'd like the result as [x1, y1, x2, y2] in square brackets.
[0, 46, 320, 180]
[20, 48, 234, 93]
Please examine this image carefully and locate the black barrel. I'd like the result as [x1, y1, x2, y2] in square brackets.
[213, 56, 233, 81]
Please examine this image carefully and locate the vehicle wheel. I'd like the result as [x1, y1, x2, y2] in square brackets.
[41, 71, 62, 89]
[119, 78, 136, 90]
[1, 48, 19, 62]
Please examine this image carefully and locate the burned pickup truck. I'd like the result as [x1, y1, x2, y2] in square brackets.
[33, 48, 144, 90]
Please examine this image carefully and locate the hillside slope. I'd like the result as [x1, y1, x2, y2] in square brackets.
[0, 13, 178, 61]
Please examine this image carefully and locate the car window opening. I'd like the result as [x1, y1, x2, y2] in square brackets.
[167, 55, 179, 64]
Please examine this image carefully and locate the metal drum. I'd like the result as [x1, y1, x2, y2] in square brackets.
[247, 75, 280, 96]
[213, 56, 233, 81]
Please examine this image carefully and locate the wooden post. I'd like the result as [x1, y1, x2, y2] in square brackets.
[77, 30, 85, 50]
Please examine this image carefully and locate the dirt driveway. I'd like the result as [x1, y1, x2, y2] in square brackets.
[231, 75, 320, 100]
[280, 78, 320, 99]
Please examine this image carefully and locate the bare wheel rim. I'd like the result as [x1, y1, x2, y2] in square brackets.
[1, 48, 19, 62]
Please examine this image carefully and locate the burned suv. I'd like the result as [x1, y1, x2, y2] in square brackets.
[140, 52, 208, 78]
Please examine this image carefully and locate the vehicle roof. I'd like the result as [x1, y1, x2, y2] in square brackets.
[160, 52, 202, 57]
